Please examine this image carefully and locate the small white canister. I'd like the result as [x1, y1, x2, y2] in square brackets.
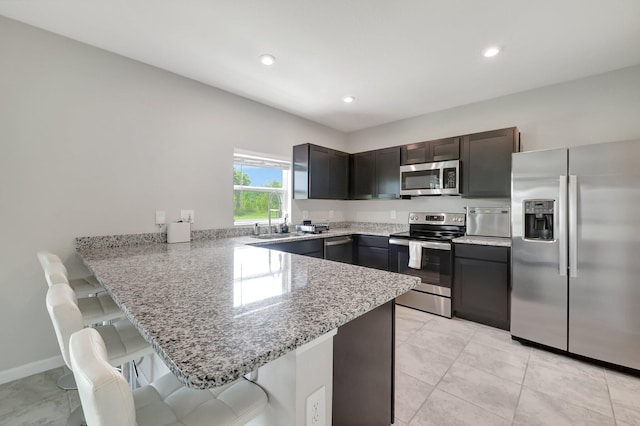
[167, 222, 191, 243]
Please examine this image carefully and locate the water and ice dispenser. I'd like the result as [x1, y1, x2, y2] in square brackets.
[524, 200, 555, 240]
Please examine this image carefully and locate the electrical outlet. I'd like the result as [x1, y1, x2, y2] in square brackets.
[155, 210, 166, 225]
[303, 210, 309, 220]
[390, 210, 396, 219]
[180, 209, 194, 223]
[306, 386, 325, 426]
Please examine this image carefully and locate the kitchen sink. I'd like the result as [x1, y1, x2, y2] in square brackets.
[253, 233, 294, 240]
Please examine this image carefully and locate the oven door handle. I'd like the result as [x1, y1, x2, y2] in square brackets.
[388, 238, 451, 251]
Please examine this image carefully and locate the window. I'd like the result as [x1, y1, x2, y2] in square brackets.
[233, 152, 290, 225]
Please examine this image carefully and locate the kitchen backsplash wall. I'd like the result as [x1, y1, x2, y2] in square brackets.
[345, 198, 510, 224]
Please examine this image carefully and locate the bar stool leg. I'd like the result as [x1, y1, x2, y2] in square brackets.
[57, 370, 77, 390]
[66, 404, 86, 426]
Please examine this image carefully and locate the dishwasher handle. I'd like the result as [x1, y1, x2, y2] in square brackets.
[324, 236, 353, 247]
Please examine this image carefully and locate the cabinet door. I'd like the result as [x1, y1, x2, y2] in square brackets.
[461, 128, 519, 198]
[431, 137, 460, 161]
[356, 233, 390, 271]
[333, 301, 394, 426]
[308, 145, 331, 199]
[400, 142, 428, 165]
[292, 144, 309, 200]
[351, 151, 376, 199]
[330, 150, 349, 199]
[453, 246, 510, 330]
[297, 144, 350, 200]
[376, 147, 400, 199]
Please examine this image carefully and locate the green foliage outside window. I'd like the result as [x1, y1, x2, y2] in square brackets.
[233, 169, 283, 222]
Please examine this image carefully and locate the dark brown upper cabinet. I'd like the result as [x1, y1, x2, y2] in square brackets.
[400, 137, 460, 165]
[350, 147, 400, 200]
[293, 143, 349, 200]
[460, 127, 520, 198]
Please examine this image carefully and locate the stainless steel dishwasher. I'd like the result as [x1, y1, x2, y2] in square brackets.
[324, 236, 354, 264]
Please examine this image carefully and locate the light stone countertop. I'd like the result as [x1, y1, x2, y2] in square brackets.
[452, 235, 512, 247]
[77, 228, 419, 389]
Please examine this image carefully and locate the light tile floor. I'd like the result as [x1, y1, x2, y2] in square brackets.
[394, 305, 640, 426]
[2, 307, 640, 425]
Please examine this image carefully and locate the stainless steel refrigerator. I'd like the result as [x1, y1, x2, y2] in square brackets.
[511, 139, 640, 369]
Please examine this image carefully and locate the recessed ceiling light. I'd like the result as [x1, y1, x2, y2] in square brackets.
[260, 54, 275, 66]
[483, 46, 501, 58]
[342, 96, 355, 103]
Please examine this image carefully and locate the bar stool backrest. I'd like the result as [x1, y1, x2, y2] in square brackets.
[70, 328, 136, 426]
[46, 283, 83, 369]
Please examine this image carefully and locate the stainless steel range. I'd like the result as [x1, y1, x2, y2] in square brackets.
[389, 212, 466, 318]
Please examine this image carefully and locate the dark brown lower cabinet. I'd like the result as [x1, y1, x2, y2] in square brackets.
[355, 235, 389, 271]
[333, 301, 395, 426]
[453, 244, 511, 330]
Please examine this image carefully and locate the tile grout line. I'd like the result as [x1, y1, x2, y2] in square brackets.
[405, 322, 481, 425]
[509, 345, 532, 426]
[398, 316, 436, 425]
[603, 369, 620, 425]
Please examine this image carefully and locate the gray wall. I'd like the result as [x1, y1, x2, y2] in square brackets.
[0, 16, 346, 380]
[344, 65, 640, 224]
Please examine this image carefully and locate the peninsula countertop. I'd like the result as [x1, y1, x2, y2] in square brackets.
[77, 236, 420, 389]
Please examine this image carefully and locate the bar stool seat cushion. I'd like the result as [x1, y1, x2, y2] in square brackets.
[96, 319, 154, 367]
[134, 373, 268, 426]
[45, 262, 104, 298]
[77, 293, 124, 326]
[68, 275, 104, 299]
[70, 328, 268, 426]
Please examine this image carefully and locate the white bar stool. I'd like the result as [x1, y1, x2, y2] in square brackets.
[45, 263, 124, 326]
[46, 283, 152, 399]
[39, 252, 124, 390]
[70, 327, 268, 426]
[37, 250, 104, 298]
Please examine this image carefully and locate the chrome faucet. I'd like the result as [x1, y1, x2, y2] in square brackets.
[268, 192, 283, 235]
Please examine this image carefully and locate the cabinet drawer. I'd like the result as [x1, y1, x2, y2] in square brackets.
[454, 244, 509, 262]
[357, 235, 389, 248]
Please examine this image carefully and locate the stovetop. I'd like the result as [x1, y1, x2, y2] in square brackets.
[391, 212, 466, 242]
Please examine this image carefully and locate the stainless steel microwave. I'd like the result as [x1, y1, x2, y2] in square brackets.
[400, 160, 460, 196]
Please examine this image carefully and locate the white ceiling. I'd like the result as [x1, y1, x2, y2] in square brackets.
[1, 0, 640, 132]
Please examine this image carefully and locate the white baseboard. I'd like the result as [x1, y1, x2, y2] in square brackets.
[0, 355, 65, 386]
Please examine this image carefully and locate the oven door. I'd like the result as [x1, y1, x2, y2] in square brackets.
[390, 238, 453, 317]
[388, 238, 452, 296]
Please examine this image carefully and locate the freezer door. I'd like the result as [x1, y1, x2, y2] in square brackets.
[568, 139, 640, 369]
[511, 148, 568, 350]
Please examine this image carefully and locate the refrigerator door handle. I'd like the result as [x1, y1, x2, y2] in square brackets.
[559, 175, 568, 276]
[569, 175, 578, 277]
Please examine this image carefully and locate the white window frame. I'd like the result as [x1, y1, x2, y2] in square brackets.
[233, 151, 291, 226]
